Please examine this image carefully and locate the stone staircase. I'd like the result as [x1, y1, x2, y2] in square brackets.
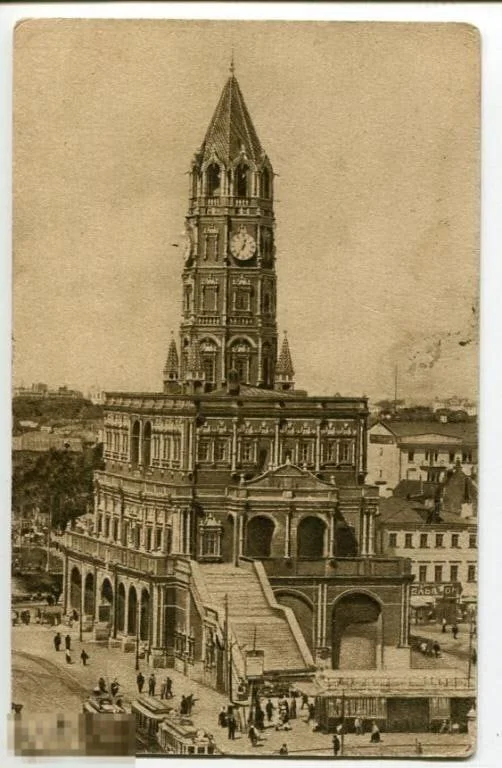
[199, 561, 313, 675]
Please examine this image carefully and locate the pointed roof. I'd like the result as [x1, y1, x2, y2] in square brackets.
[186, 340, 202, 375]
[200, 74, 263, 166]
[163, 335, 179, 378]
[276, 333, 295, 377]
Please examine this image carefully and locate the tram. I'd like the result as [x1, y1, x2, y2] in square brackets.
[158, 712, 218, 755]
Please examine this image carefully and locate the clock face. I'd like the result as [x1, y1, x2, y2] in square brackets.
[230, 230, 257, 261]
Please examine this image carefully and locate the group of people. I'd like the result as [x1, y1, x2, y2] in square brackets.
[441, 617, 460, 639]
[53, 631, 89, 666]
[419, 639, 442, 658]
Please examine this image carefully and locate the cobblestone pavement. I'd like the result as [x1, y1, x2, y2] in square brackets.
[11, 623, 473, 757]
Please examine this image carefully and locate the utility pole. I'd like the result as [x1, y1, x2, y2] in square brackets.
[224, 593, 231, 700]
[340, 690, 345, 756]
[467, 611, 475, 683]
[394, 365, 398, 415]
[135, 605, 140, 671]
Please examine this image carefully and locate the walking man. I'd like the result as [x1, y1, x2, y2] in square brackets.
[227, 713, 237, 740]
[65, 648, 72, 664]
[80, 649, 89, 666]
[148, 673, 156, 696]
[110, 679, 120, 698]
[65, 634, 71, 651]
[53, 632, 62, 652]
[452, 623, 459, 640]
[332, 732, 341, 757]
[354, 716, 363, 735]
[441, 616, 447, 633]
[165, 677, 173, 698]
[266, 698, 274, 722]
[136, 671, 145, 694]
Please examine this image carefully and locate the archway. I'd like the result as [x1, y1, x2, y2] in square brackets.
[276, 592, 314, 651]
[235, 162, 249, 197]
[140, 588, 150, 642]
[99, 578, 113, 624]
[334, 522, 359, 557]
[127, 586, 138, 635]
[70, 566, 81, 611]
[117, 583, 126, 633]
[332, 593, 382, 670]
[297, 516, 326, 558]
[83, 572, 95, 616]
[246, 515, 274, 558]
[131, 421, 140, 465]
[143, 422, 152, 467]
[206, 163, 221, 196]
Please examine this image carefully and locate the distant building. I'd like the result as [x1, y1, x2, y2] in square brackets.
[18, 420, 39, 430]
[433, 397, 477, 417]
[12, 434, 84, 453]
[367, 421, 477, 495]
[13, 383, 83, 400]
[87, 387, 105, 405]
[378, 470, 477, 620]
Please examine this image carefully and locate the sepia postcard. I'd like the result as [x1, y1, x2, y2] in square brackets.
[11, 19, 479, 759]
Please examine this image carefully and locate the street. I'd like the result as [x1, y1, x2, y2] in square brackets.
[12, 622, 473, 757]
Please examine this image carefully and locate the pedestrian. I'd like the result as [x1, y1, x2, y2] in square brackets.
[452, 624, 459, 640]
[186, 693, 197, 714]
[441, 616, 447, 633]
[165, 676, 173, 698]
[136, 671, 145, 694]
[80, 649, 89, 666]
[332, 732, 341, 757]
[53, 632, 61, 652]
[255, 707, 265, 731]
[65, 634, 71, 651]
[218, 706, 227, 728]
[98, 677, 107, 693]
[180, 695, 187, 714]
[110, 679, 120, 697]
[354, 716, 363, 735]
[248, 723, 258, 746]
[279, 744, 288, 755]
[370, 721, 381, 743]
[65, 648, 72, 664]
[439, 719, 449, 734]
[266, 698, 274, 722]
[433, 641, 441, 658]
[148, 673, 156, 697]
[307, 702, 316, 723]
[227, 713, 237, 740]
[290, 696, 297, 719]
[301, 693, 309, 710]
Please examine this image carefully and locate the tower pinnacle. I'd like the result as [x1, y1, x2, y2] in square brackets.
[230, 49, 235, 75]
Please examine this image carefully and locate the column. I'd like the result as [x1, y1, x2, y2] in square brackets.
[360, 513, 368, 556]
[124, 583, 130, 636]
[257, 336, 263, 386]
[138, 421, 143, 466]
[316, 584, 323, 649]
[315, 422, 322, 472]
[185, 508, 191, 556]
[62, 555, 69, 614]
[274, 420, 280, 468]
[238, 514, 245, 558]
[328, 513, 335, 557]
[285, 511, 291, 557]
[231, 418, 238, 471]
[368, 512, 375, 556]
[233, 513, 239, 566]
[188, 421, 194, 472]
[152, 585, 160, 648]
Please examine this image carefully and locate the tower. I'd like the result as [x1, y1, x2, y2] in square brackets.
[163, 334, 180, 393]
[178, 64, 278, 391]
[275, 332, 295, 391]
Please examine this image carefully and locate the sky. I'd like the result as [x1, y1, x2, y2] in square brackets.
[12, 19, 480, 402]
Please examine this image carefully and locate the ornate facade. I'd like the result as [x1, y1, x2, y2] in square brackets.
[61, 66, 413, 689]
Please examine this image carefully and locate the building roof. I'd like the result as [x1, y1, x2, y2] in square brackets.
[379, 495, 471, 527]
[275, 333, 295, 378]
[199, 74, 263, 166]
[382, 420, 477, 441]
[207, 384, 301, 399]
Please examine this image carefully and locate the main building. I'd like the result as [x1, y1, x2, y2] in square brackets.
[61, 66, 414, 692]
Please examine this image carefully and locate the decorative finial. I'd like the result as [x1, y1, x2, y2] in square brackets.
[230, 49, 235, 75]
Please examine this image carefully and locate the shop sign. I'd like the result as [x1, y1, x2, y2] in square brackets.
[411, 583, 462, 598]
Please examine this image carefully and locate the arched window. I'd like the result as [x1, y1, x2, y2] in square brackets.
[206, 163, 221, 196]
[229, 339, 251, 384]
[261, 166, 271, 198]
[235, 163, 249, 197]
[131, 421, 140, 465]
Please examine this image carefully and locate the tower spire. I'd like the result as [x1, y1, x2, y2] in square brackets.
[163, 332, 180, 393]
[275, 331, 295, 392]
[230, 48, 235, 76]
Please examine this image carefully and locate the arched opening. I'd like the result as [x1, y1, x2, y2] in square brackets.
[334, 522, 359, 557]
[83, 572, 95, 616]
[276, 592, 314, 651]
[140, 588, 150, 642]
[297, 516, 326, 558]
[235, 162, 249, 197]
[99, 577, 113, 626]
[229, 340, 251, 384]
[127, 586, 138, 636]
[70, 566, 81, 612]
[261, 166, 271, 198]
[206, 163, 221, 196]
[246, 515, 274, 558]
[131, 421, 140, 465]
[332, 593, 382, 670]
[117, 582, 126, 633]
[143, 421, 152, 467]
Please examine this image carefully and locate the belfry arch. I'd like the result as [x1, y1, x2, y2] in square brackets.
[246, 515, 275, 558]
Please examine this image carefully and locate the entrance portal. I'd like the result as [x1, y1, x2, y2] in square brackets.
[246, 516, 274, 558]
[297, 516, 326, 558]
[332, 593, 381, 669]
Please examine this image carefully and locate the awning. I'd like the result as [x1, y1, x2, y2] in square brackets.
[295, 681, 323, 697]
[410, 597, 434, 608]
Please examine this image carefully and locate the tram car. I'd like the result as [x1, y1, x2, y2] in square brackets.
[158, 712, 218, 756]
[131, 696, 175, 753]
[81, 694, 134, 756]
[83, 693, 128, 715]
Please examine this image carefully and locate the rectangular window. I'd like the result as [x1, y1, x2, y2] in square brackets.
[235, 289, 250, 311]
[408, 450, 415, 462]
[122, 521, 129, 546]
[449, 452, 456, 463]
[419, 565, 427, 582]
[450, 565, 459, 582]
[300, 442, 311, 464]
[203, 285, 217, 311]
[467, 564, 476, 582]
[326, 441, 337, 462]
[145, 528, 152, 551]
[451, 534, 460, 548]
[104, 516, 110, 538]
[198, 440, 210, 462]
[462, 451, 473, 463]
[163, 436, 170, 461]
[339, 441, 351, 463]
[112, 518, 118, 542]
[97, 514, 103, 535]
[425, 451, 430, 461]
[419, 533, 428, 548]
[389, 533, 397, 548]
[405, 533, 413, 548]
[242, 441, 253, 462]
[156, 528, 162, 550]
[172, 435, 181, 461]
[434, 565, 443, 583]
[135, 526, 141, 549]
[435, 534, 444, 548]
[434, 452, 439, 462]
[469, 534, 477, 548]
[214, 440, 227, 462]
